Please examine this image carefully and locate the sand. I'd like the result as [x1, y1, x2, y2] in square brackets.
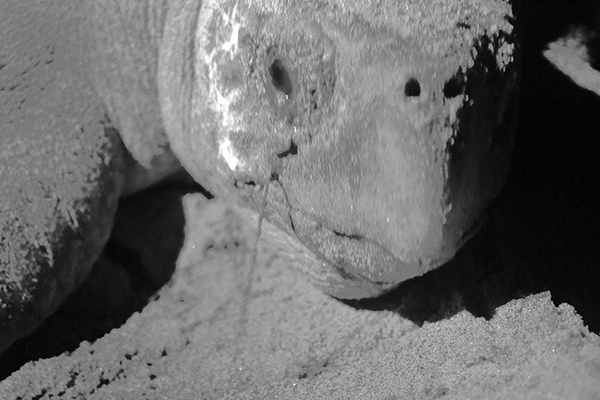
[1, 194, 598, 399]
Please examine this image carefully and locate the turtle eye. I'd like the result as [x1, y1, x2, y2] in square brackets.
[269, 59, 293, 97]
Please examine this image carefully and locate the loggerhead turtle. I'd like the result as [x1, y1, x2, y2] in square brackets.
[0, 0, 519, 354]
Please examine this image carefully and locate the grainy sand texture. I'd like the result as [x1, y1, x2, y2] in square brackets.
[1, 196, 598, 399]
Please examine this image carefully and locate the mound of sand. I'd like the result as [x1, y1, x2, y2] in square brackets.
[1, 194, 598, 399]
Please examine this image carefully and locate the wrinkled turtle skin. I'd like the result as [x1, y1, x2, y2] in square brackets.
[0, 0, 519, 353]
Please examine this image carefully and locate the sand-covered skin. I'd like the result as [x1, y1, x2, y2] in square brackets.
[1, 194, 597, 399]
[0, 1, 126, 354]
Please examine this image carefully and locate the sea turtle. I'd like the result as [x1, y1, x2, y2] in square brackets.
[0, 0, 519, 354]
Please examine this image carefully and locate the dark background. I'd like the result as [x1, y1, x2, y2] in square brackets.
[507, 0, 599, 330]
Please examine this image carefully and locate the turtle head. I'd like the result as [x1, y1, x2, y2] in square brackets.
[159, 0, 519, 298]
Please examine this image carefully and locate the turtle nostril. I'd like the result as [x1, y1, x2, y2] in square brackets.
[269, 59, 293, 97]
[443, 75, 464, 98]
[404, 78, 421, 97]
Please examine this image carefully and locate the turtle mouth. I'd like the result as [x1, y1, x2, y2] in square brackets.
[287, 208, 409, 298]
[286, 201, 477, 299]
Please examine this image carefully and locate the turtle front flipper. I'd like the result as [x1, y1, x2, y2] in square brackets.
[0, 1, 126, 354]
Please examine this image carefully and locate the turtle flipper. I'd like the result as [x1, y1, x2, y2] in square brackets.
[0, 1, 126, 354]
